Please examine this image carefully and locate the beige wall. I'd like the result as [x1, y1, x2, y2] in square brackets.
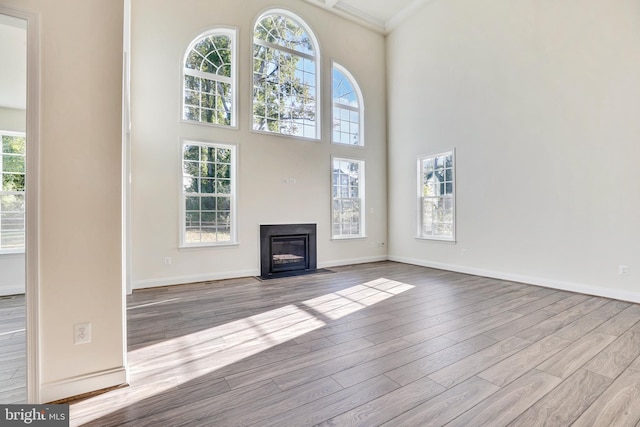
[130, 0, 387, 288]
[387, 0, 640, 300]
[0, 0, 125, 402]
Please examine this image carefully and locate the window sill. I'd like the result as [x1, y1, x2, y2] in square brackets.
[331, 235, 367, 241]
[179, 242, 239, 250]
[251, 128, 320, 143]
[415, 236, 456, 243]
[0, 249, 25, 256]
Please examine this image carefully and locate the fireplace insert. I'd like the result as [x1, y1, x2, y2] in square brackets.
[260, 224, 317, 279]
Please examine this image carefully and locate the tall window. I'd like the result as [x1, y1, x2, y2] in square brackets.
[183, 29, 236, 127]
[253, 10, 319, 139]
[332, 63, 363, 146]
[181, 141, 236, 246]
[0, 132, 26, 251]
[332, 157, 364, 238]
[418, 150, 455, 241]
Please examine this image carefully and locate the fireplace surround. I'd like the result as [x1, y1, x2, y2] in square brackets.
[260, 224, 317, 279]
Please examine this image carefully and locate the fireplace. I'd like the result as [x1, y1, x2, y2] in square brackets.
[260, 224, 317, 279]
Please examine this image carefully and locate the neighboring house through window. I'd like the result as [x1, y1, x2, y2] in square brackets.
[181, 141, 236, 246]
[332, 157, 364, 238]
[253, 10, 319, 139]
[332, 63, 363, 146]
[0, 131, 26, 251]
[418, 150, 455, 241]
[183, 28, 236, 127]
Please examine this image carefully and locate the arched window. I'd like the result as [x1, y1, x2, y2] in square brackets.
[332, 63, 363, 146]
[253, 10, 320, 139]
[183, 29, 236, 127]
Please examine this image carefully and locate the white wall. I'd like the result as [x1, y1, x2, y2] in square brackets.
[130, 0, 387, 288]
[1, 0, 125, 402]
[387, 0, 640, 300]
[0, 107, 25, 296]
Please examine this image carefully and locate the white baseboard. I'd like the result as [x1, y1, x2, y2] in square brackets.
[389, 255, 640, 304]
[132, 258, 390, 291]
[40, 366, 127, 403]
[132, 269, 261, 291]
[320, 255, 389, 269]
[0, 285, 25, 296]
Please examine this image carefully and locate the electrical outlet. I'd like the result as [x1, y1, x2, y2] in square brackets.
[164, 257, 172, 265]
[74, 322, 92, 344]
[618, 265, 629, 276]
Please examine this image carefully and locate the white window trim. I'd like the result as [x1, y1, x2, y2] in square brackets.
[181, 27, 238, 129]
[331, 61, 364, 147]
[179, 139, 238, 248]
[0, 130, 26, 254]
[331, 156, 366, 239]
[251, 8, 322, 141]
[416, 149, 456, 242]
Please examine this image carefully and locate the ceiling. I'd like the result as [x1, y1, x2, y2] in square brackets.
[302, 0, 429, 33]
[0, 14, 26, 111]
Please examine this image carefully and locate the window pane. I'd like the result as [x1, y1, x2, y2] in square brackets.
[2, 135, 26, 154]
[183, 145, 199, 161]
[183, 32, 234, 126]
[253, 13, 317, 138]
[182, 143, 235, 245]
[185, 196, 199, 211]
[419, 151, 455, 240]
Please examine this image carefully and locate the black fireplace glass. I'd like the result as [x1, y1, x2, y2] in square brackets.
[271, 235, 308, 273]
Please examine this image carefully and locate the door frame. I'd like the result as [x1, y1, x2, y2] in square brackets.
[0, 4, 41, 404]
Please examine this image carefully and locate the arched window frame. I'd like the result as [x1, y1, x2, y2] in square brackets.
[252, 9, 321, 140]
[331, 62, 364, 146]
[182, 27, 237, 128]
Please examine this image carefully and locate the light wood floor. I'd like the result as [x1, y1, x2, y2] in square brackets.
[0, 294, 26, 404]
[10, 261, 640, 425]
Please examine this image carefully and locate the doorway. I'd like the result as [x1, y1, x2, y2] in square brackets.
[0, 11, 27, 404]
[0, 5, 40, 404]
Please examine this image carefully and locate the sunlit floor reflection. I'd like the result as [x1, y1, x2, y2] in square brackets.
[69, 278, 413, 424]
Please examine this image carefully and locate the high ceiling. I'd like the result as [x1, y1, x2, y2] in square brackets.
[0, 1, 422, 111]
[303, 0, 429, 33]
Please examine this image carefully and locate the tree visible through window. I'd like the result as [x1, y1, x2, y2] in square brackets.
[253, 11, 319, 138]
[183, 29, 235, 126]
[418, 150, 455, 240]
[332, 157, 364, 238]
[182, 141, 236, 246]
[332, 63, 363, 146]
[0, 132, 26, 251]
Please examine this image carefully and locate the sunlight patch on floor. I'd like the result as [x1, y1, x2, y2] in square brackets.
[70, 278, 413, 424]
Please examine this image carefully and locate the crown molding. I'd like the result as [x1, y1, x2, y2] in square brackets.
[302, 0, 432, 35]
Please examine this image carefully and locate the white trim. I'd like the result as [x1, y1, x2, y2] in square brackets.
[319, 255, 387, 269]
[252, 8, 321, 140]
[417, 149, 456, 242]
[179, 140, 238, 248]
[182, 27, 237, 128]
[331, 156, 365, 239]
[40, 367, 127, 404]
[389, 255, 640, 304]
[385, 0, 434, 33]
[331, 61, 364, 147]
[132, 269, 260, 290]
[0, 3, 42, 404]
[0, 285, 24, 296]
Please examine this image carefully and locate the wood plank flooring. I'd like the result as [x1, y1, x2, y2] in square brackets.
[6, 261, 640, 425]
[0, 294, 26, 404]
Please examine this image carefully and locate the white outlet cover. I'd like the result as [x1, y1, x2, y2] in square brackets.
[74, 322, 92, 344]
